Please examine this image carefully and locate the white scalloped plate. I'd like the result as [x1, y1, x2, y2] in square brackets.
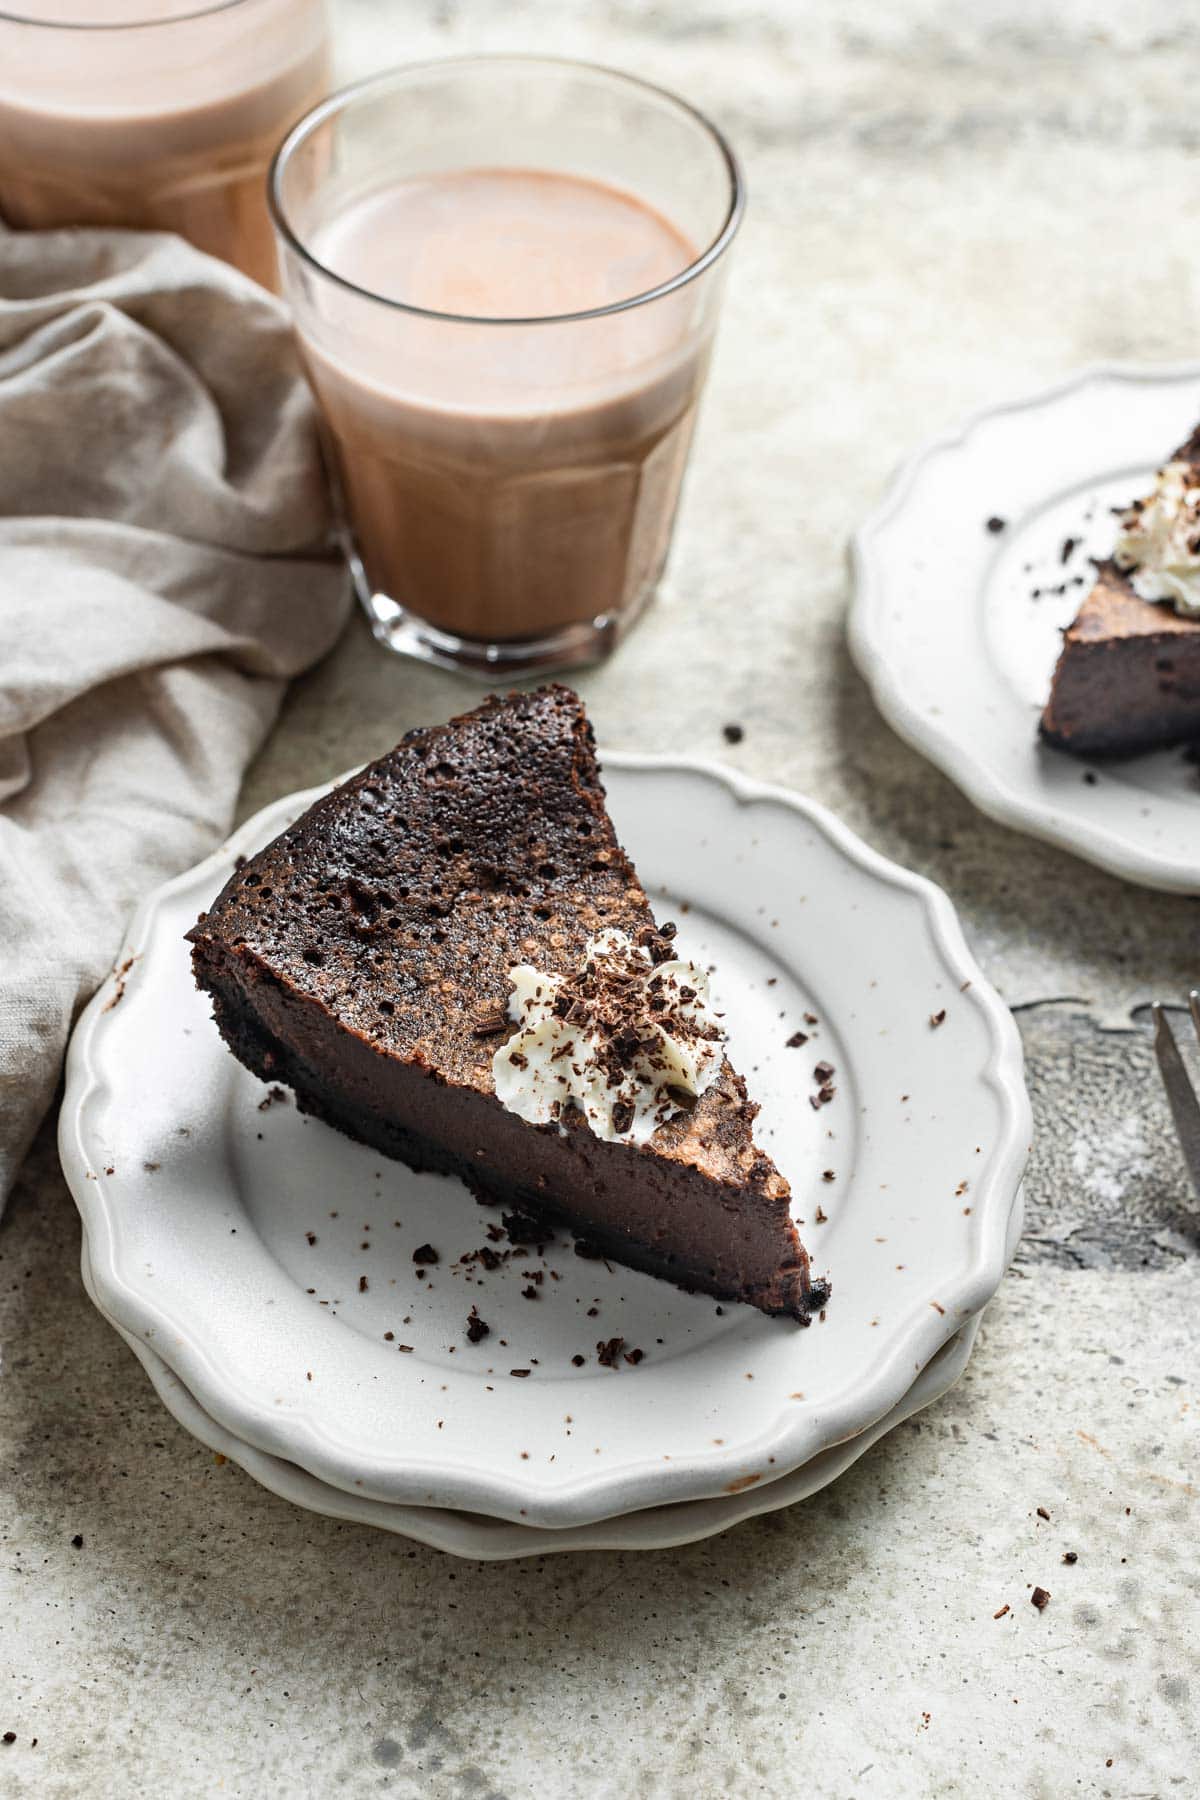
[60, 754, 1029, 1529]
[850, 363, 1200, 893]
[79, 1231, 997, 1559]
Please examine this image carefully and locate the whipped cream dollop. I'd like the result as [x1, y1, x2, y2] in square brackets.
[491, 927, 725, 1145]
[1114, 460, 1200, 616]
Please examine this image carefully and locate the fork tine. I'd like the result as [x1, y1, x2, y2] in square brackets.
[1153, 1003, 1200, 1201]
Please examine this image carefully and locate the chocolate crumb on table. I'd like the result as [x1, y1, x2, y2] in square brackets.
[412, 1243, 439, 1265]
[1036, 1505, 1050, 1521]
[509, 1368, 531, 1378]
[930, 1009, 947, 1028]
[571, 1353, 586, 1367]
[986, 515, 1006, 533]
[786, 1030, 809, 1048]
[596, 1336, 625, 1368]
[357, 1275, 368, 1293]
[1030, 1586, 1051, 1611]
[993, 1604, 1010, 1620]
[70, 1534, 83, 1549]
[722, 722, 744, 744]
[465, 1306, 489, 1344]
[1062, 1551, 1078, 1565]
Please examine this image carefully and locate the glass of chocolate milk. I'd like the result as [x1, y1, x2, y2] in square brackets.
[269, 57, 744, 675]
[0, 1, 330, 290]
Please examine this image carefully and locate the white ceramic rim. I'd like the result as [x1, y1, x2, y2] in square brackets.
[61, 753, 1030, 1524]
[80, 1232, 992, 1560]
[848, 360, 1200, 894]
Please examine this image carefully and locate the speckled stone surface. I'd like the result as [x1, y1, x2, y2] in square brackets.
[2, 2, 1199, 1794]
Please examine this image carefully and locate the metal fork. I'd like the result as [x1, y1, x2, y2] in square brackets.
[1152, 994, 1200, 1199]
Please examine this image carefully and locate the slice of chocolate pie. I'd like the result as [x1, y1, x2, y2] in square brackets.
[1041, 426, 1200, 756]
[188, 686, 826, 1322]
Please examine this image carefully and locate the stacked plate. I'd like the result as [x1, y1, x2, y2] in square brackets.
[61, 756, 1029, 1559]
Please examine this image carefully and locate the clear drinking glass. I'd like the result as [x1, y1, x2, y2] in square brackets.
[269, 57, 744, 677]
[0, 0, 331, 290]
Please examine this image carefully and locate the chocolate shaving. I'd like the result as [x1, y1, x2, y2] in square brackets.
[472, 1004, 510, 1037]
[596, 1336, 625, 1368]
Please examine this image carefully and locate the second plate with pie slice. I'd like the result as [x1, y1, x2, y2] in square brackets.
[850, 362, 1200, 892]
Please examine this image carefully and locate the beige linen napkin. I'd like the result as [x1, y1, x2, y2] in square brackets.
[0, 221, 350, 1206]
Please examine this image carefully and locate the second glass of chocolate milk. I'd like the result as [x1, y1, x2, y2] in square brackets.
[0, 1, 330, 290]
[270, 57, 744, 675]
